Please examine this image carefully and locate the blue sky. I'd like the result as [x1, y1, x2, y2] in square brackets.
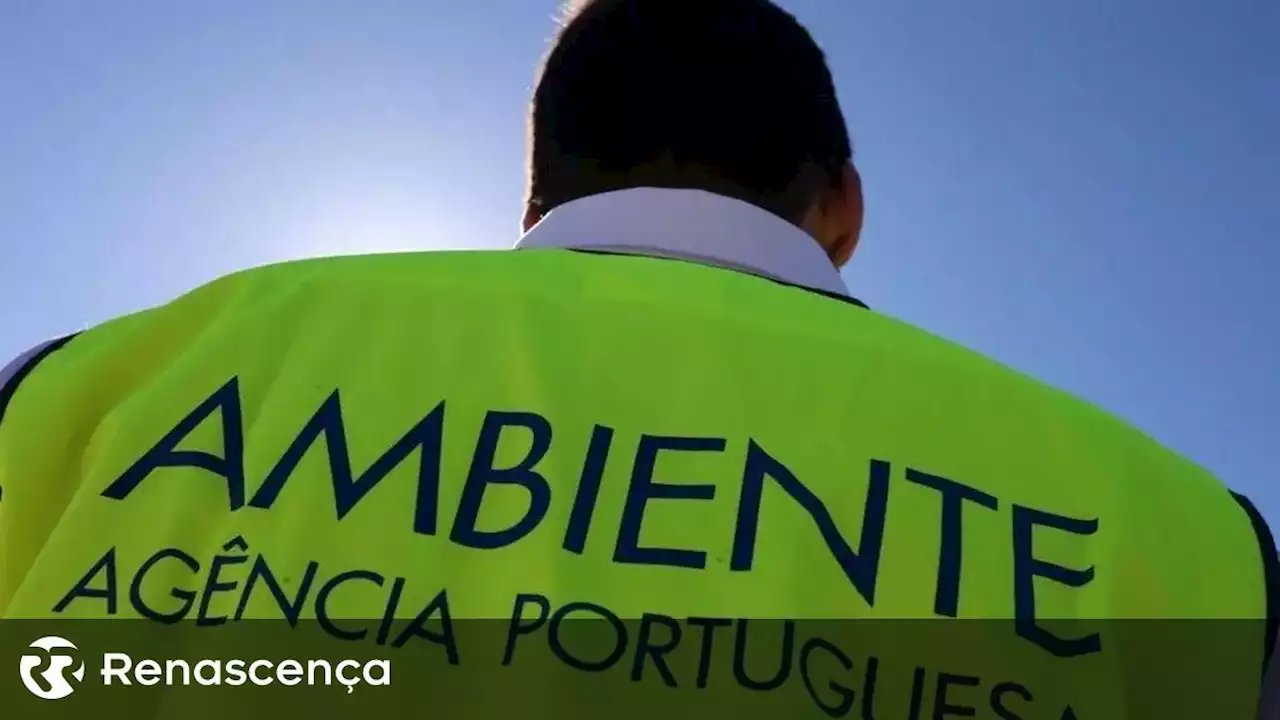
[1, 1, 1276, 521]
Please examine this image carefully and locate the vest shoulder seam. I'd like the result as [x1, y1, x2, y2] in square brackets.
[0, 333, 80, 431]
[1232, 490, 1279, 677]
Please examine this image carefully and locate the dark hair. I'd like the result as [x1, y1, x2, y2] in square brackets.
[527, 0, 852, 225]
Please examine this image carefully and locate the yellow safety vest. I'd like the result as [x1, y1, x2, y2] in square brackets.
[0, 249, 1270, 718]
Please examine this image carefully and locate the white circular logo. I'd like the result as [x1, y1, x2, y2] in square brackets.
[19, 635, 85, 700]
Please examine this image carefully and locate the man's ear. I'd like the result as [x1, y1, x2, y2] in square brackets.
[522, 204, 543, 233]
[818, 163, 864, 268]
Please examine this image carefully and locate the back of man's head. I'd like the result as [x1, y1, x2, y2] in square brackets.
[527, 0, 852, 227]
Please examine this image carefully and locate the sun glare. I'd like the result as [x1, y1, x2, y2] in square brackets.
[272, 192, 478, 260]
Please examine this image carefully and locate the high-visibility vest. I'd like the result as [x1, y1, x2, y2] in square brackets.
[0, 249, 1270, 718]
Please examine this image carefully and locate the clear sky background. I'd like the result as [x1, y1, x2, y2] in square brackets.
[2, 1, 1277, 520]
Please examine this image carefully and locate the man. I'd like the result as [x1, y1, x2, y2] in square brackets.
[0, 0, 1275, 716]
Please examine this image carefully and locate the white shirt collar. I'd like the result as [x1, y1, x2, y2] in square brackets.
[514, 187, 852, 298]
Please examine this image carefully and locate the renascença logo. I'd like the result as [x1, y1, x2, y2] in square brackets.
[19, 635, 86, 700]
[18, 635, 390, 698]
